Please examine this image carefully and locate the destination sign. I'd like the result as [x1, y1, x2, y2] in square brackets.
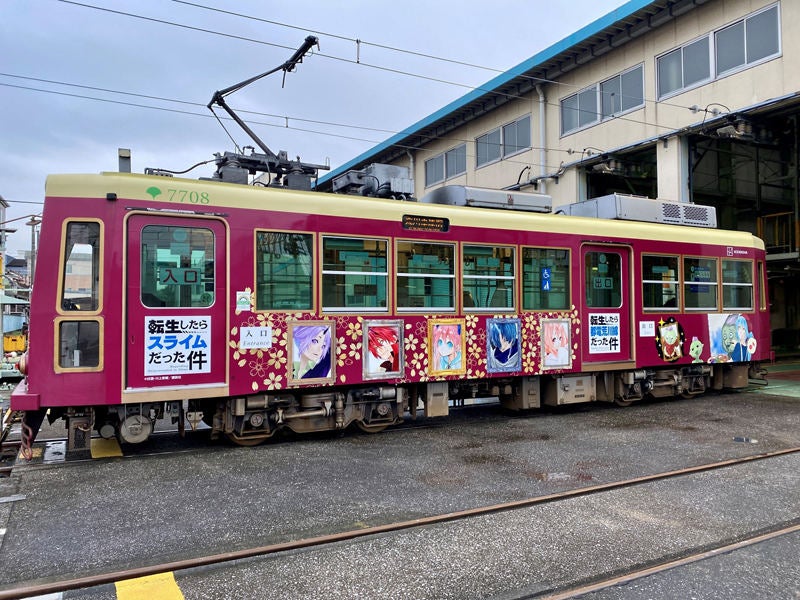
[402, 214, 450, 232]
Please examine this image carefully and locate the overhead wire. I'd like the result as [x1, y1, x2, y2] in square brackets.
[166, 0, 710, 118]
[9, 1, 720, 178]
[0, 77, 572, 174]
[54, 0, 703, 125]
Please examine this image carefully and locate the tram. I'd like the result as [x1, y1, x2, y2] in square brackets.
[11, 173, 769, 453]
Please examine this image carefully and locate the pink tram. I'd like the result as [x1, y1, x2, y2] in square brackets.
[11, 173, 769, 453]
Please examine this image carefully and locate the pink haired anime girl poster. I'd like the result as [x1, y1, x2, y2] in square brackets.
[428, 319, 466, 376]
[363, 320, 403, 379]
[541, 318, 571, 369]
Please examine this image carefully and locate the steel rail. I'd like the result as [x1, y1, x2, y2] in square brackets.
[0, 445, 798, 600]
[538, 521, 800, 600]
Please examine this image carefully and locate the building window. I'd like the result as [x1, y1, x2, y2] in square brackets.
[522, 247, 570, 310]
[445, 144, 467, 179]
[562, 66, 644, 134]
[256, 231, 313, 311]
[642, 255, 679, 310]
[475, 115, 531, 167]
[722, 260, 753, 310]
[476, 115, 531, 167]
[657, 4, 779, 99]
[425, 144, 466, 186]
[425, 154, 444, 186]
[396, 241, 454, 311]
[657, 38, 710, 98]
[462, 245, 515, 310]
[502, 115, 531, 156]
[683, 257, 718, 310]
[322, 236, 388, 312]
[600, 65, 644, 119]
[716, 5, 779, 76]
[476, 128, 502, 167]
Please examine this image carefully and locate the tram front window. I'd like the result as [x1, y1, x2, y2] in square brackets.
[61, 221, 101, 312]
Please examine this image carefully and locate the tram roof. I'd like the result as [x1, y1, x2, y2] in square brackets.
[45, 172, 763, 251]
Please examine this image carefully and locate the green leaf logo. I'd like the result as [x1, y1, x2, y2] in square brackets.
[146, 186, 162, 200]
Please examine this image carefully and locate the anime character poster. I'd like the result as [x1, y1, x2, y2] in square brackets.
[541, 318, 571, 369]
[655, 317, 684, 362]
[288, 321, 334, 384]
[707, 313, 756, 362]
[428, 319, 466, 376]
[363, 320, 404, 379]
[486, 318, 521, 373]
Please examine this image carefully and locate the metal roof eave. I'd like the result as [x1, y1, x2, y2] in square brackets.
[317, 0, 670, 187]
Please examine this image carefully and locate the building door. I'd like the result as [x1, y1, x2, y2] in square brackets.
[580, 244, 633, 365]
[125, 215, 227, 392]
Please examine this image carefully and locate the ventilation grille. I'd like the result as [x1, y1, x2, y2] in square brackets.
[563, 194, 717, 228]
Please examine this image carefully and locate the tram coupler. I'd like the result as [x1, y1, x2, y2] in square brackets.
[65, 409, 94, 460]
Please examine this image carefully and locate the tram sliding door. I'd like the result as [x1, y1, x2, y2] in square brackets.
[125, 214, 228, 395]
[580, 244, 634, 365]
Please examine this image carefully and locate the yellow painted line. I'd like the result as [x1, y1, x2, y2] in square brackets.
[115, 572, 184, 600]
[90, 437, 123, 458]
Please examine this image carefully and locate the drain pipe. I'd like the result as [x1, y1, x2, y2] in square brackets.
[406, 150, 416, 198]
[536, 84, 547, 195]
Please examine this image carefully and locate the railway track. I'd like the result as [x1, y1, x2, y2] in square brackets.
[1, 445, 797, 600]
[536, 521, 800, 599]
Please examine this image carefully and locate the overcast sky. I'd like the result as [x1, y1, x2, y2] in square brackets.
[1, 0, 629, 255]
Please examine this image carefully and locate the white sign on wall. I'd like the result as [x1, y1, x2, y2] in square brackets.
[239, 327, 273, 349]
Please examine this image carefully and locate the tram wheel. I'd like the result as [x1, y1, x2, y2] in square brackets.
[356, 421, 390, 433]
[614, 397, 633, 407]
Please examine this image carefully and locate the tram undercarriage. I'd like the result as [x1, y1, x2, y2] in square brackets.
[32, 361, 762, 454]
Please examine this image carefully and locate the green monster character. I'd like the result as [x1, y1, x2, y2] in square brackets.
[659, 321, 682, 361]
[689, 336, 704, 363]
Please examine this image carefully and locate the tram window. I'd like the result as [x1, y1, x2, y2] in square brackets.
[61, 222, 101, 312]
[683, 257, 718, 310]
[522, 247, 570, 310]
[256, 231, 313, 311]
[642, 255, 679, 310]
[396, 241, 455, 311]
[322, 236, 388, 312]
[722, 259, 753, 310]
[140, 226, 214, 308]
[58, 319, 101, 369]
[584, 252, 622, 308]
[462, 245, 515, 310]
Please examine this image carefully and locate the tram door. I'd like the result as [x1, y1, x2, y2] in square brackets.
[580, 244, 634, 365]
[125, 215, 228, 393]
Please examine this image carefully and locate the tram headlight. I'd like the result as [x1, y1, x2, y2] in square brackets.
[17, 352, 28, 375]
